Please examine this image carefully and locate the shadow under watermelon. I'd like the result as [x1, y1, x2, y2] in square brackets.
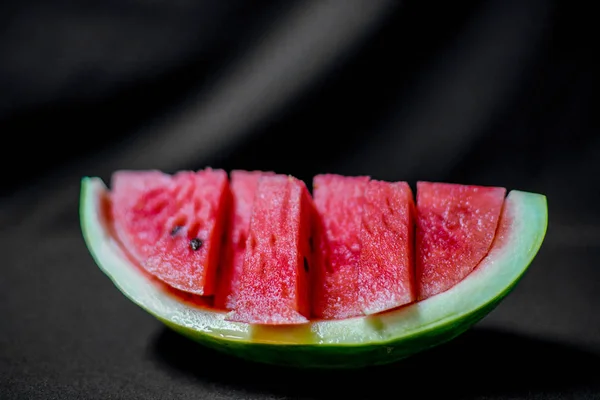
[150, 326, 599, 399]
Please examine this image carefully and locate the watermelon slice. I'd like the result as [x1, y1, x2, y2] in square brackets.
[110, 168, 230, 295]
[80, 172, 548, 368]
[358, 180, 416, 315]
[416, 182, 506, 300]
[311, 174, 369, 320]
[225, 175, 314, 325]
[214, 170, 274, 310]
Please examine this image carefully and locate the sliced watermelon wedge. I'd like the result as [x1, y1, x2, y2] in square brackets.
[110, 169, 230, 296]
[80, 176, 547, 368]
[311, 174, 369, 320]
[358, 180, 416, 315]
[213, 170, 274, 310]
[416, 182, 506, 300]
[225, 174, 313, 325]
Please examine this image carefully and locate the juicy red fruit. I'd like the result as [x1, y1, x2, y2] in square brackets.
[311, 174, 369, 320]
[214, 170, 274, 310]
[359, 180, 416, 315]
[226, 175, 314, 325]
[111, 168, 230, 296]
[416, 182, 506, 300]
[109, 166, 510, 322]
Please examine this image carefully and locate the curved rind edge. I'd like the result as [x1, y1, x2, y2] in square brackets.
[79, 177, 548, 368]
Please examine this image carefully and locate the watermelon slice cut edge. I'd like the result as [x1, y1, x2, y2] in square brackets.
[80, 176, 548, 369]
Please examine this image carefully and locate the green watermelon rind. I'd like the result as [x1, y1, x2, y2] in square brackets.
[79, 176, 548, 369]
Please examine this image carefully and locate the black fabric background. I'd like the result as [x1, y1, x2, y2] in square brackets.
[1, 1, 599, 399]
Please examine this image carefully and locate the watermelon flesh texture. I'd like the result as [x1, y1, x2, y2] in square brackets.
[358, 180, 416, 315]
[311, 174, 370, 320]
[110, 168, 230, 296]
[416, 182, 506, 300]
[226, 175, 314, 325]
[214, 170, 274, 310]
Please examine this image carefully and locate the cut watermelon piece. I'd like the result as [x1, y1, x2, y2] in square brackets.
[214, 170, 274, 310]
[81, 175, 548, 368]
[416, 182, 506, 300]
[110, 168, 230, 295]
[311, 174, 369, 320]
[358, 180, 416, 315]
[226, 175, 314, 325]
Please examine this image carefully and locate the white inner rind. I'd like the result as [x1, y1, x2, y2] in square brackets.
[81, 177, 547, 345]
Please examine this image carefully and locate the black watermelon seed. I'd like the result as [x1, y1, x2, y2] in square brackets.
[170, 225, 183, 236]
[303, 256, 309, 272]
[190, 238, 203, 251]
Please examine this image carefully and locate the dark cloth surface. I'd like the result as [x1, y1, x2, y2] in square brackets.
[1, 1, 599, 399]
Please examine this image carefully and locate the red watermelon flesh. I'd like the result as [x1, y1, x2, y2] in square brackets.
[110, 168, 230, 296]
[358, 180, 416, 315]
[214, 170, 274, 310]
[311, 174, 369, 320]
[226, 175, 313, 325]
[416, 182, 506, 300]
